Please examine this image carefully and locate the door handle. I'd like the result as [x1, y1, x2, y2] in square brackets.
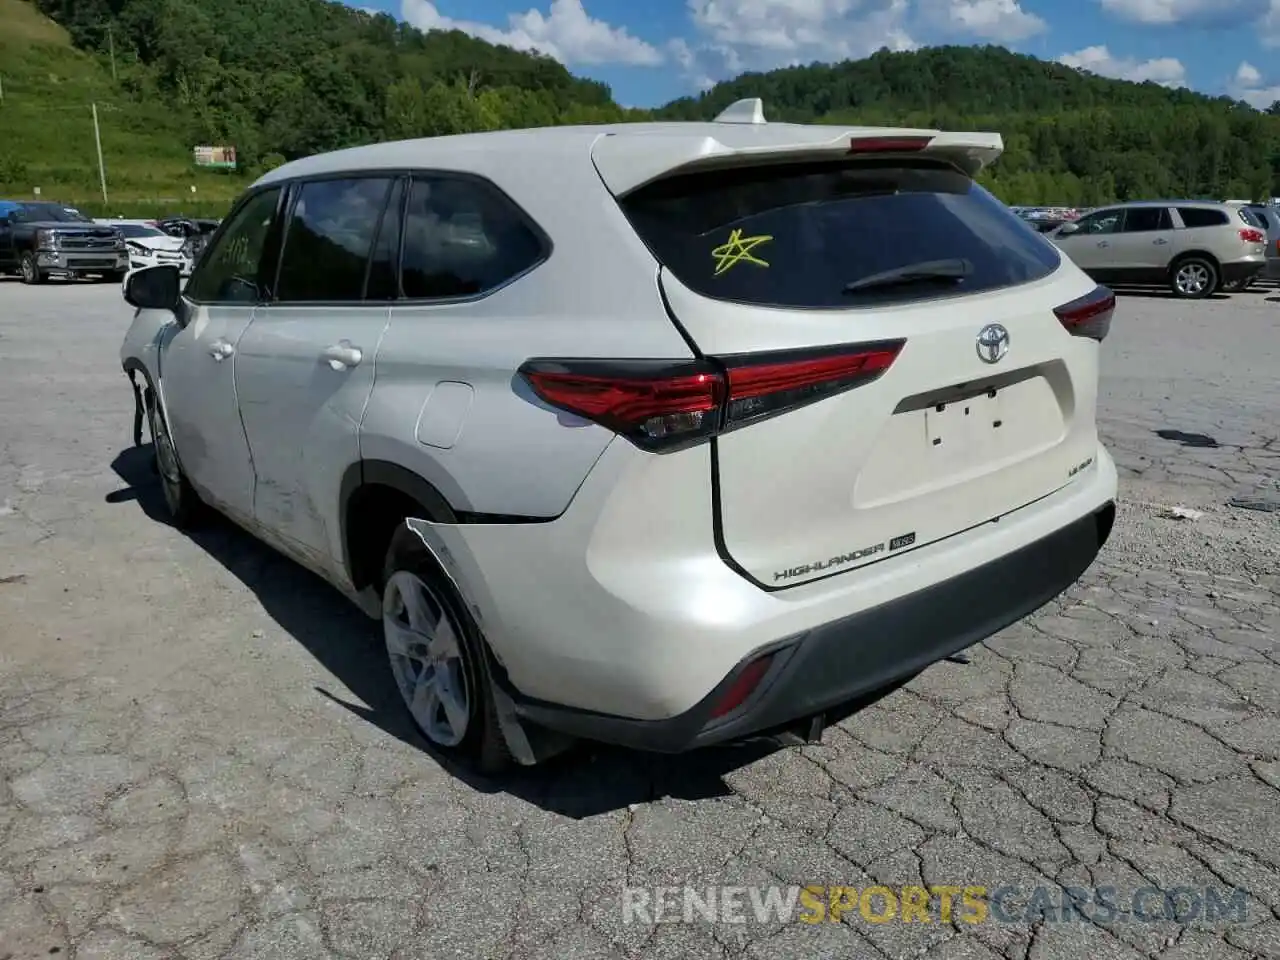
[1097, 241, 1109, 248]
[321, 341, 362, 370]
[1153, 238, 1169, 245]
[209, 339, 234, 361]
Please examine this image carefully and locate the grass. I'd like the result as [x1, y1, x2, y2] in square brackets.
[0, 0, 250, 211]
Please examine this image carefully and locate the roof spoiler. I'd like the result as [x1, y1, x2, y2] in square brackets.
[593, 99, 1004, 195]
[713, 98, 766, 125]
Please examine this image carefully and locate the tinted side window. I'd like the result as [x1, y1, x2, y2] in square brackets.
[366, 178, 405, 301]
[400, 176, 545, 300]
[620, 158, 1061, 309]
[187, 188, 282, 304]
[1122, 207, 1171, 232]
[275, 177, 393, 303]
[1178, 208, 1229, 228]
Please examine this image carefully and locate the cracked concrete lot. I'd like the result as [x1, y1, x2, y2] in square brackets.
[1, 278, 1279, 960]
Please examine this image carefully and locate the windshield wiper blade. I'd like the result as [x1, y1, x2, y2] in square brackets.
[843, 258, 972, 294]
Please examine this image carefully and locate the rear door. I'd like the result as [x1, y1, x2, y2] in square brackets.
[233, 174, 402, 571]
[615, 152, 1103, 588]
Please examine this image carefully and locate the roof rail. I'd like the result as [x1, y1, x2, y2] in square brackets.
[713, 98, 765, 125]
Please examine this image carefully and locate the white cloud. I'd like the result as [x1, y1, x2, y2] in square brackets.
[399, 0, 663, 66]
[687, 0, 915, 57]
[675, 0, 916, 89]
[1262, 0, 1280, 45]
[1229, 60, 1280, 109]
[673, 0, 1051, 91]
[1099, 0, 1271, 27]
[1057, 44, 1187, 87]
[919, 0, 1046, 42]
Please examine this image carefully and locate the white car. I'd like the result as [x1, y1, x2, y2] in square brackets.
[100, 220, 193, 276]
[117, 100, 1118, 772]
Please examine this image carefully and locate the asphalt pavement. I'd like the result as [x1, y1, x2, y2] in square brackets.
[0, 277, 1278, 960]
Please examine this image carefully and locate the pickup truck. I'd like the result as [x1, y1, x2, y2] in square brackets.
[0, 199, 129, 284]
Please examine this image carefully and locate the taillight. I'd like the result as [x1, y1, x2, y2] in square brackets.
[721, 343, 902, 429]
[1055, 285, 1115, 342]
[1240, 228, 1266, 244]
[519, 339, 905, 452]
[848, 136, 930, 153]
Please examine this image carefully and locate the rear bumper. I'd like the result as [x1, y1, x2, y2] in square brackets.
[415, 437, 1119, 749]
[512, 499, 1115, 753]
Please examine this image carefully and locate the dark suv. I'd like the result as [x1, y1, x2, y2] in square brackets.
[0, 200, 129, 284]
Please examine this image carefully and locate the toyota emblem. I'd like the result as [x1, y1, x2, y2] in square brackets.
[976, 323, 1010, 364]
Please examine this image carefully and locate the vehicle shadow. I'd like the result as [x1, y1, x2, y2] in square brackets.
[1110, 287, 1230, 301]
[108, 444, 882, 816]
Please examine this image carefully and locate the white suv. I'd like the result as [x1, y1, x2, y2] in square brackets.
[119, 100, 1118, 772]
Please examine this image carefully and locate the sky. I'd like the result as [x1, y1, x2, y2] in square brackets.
[364, 0, 1280, 111]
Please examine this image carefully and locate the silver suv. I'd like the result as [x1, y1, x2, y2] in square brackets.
[118, 102, 1118, 771]
[1244, 204, 1280, 284]
[1051, 200, 1268, 298]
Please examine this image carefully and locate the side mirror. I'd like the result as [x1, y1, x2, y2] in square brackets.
[1056, 222, 1080, 236]
[123, 265, 182, 312]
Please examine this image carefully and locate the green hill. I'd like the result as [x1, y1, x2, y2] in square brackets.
[655, 46, 1280, 205]
[2, 0, 639, 215]
[0, 0, 250, 214]
[5, 0, 1280, 211]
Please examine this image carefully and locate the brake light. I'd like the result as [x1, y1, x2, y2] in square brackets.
[1055, 285, 1115, 342]
[848, 136, 930, 154]
[1240, 228, 1266, 244]
[519, 340, 905, 451]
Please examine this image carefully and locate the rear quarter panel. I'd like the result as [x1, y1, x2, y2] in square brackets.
[357, 146, 696, 518]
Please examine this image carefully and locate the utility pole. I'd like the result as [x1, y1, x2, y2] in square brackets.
[92, 102, 108, 205]
[107, 25, 117, 81]
[0, 75, 5, 104]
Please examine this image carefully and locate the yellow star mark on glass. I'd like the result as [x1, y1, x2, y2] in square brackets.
[711, 228, 773, 276]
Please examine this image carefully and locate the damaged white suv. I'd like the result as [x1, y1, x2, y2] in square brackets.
[119, 100, 1118, 772]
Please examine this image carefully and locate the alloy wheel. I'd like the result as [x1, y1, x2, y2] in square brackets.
[383, 570, 472, 747]
[1175, 262, 1210, 297]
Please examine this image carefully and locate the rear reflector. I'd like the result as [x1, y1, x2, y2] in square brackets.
[1240, 228, 1266, 244]
[709, 654, 775, 719]
[1055, 285, 1115, 342]
[519, 340, 905, 451]
[848, 136, 930, 154]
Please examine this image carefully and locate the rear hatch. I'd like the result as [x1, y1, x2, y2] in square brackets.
[599, 130, 1107, 589]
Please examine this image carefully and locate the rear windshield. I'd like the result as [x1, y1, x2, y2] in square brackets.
[620, 158, 1062, 309]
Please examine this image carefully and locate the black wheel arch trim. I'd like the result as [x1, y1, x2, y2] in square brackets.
[338, 459, 557, 589]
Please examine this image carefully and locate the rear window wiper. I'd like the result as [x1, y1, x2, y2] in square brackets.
[843, 258, 972, 295]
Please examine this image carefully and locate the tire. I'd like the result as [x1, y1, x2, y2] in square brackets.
[381, 527, 514, 774]
[19, 252, 42, 285]
[147, 396, 202, 528]
[1170, 257, 1217, 299]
